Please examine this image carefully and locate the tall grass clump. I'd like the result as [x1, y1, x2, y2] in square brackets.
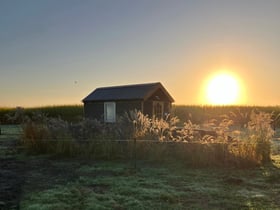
[246, 110, 275, 163]
[172, 105, 280, 128]
[120, 110, 179, 141]
[21, 111, 124, 158]
[225, 110, 275, 166]
[118, 110, 180, 161]
[19, 108, 276, 167]
[21, 111, 78, 155]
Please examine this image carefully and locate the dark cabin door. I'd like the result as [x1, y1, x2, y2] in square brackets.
[153, 101, 164, 119]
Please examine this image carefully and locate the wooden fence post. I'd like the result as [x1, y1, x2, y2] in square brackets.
[134, 137, 137, 170]
[133, 120, 137, 170]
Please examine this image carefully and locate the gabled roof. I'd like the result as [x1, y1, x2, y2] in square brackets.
[82, 82, 174, 102]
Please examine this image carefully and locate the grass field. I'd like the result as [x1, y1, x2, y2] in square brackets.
[19, 155, 280, 209]
[0, 105, 279, 209]
[1, 105, 280, 127]
[1, 125, 280, 209]
[0, 105, 83, 124]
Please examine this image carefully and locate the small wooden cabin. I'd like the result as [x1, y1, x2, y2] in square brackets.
[82, 82, 174, 122]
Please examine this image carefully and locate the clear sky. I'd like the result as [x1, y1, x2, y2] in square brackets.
[1, 0, 280, 107]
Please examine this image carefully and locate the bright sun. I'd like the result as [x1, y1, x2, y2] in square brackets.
[206, 73, 240, 105]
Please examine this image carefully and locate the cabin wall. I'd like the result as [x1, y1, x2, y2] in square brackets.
[164, 102, 172, 114]
[143, 89, 173, 118]
[143, 100, 153, 116]
[84, 87, 173, 121]
[84, 100, 143, 121]
[148, 89, 171, 102]
[84, 102, 104, 120]
[115, 100, 143, 116]
[143, 101, 172, 118]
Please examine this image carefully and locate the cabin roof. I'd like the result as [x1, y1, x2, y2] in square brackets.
[82, 82, 174, 102]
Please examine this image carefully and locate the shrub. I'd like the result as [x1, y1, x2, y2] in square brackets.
[150, 114, 179, 141]
[20, 109, 276, 167]
[175, 120, 200, 142]
[5, 107, 26, 124]
[21, 121, 50, 154]
[246, 110, 275, 163]
[119, 110, 152, 139]
[119, 110, 179, 141]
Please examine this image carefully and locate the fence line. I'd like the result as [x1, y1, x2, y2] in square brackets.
[17, 137, 280, 144]
[18, 137, 280, 155]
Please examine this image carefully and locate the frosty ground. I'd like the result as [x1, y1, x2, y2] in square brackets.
[1, 125, 280, 210]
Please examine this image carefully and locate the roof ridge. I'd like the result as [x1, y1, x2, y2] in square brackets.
[82, 82, 174, 103]
[96, 82, 161, 90]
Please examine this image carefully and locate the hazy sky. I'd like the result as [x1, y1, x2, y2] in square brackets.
[1, 0, 280, 107]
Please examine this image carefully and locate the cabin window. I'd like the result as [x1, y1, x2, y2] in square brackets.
[153, 101, 164, 119]
[104, 102, 116, 122]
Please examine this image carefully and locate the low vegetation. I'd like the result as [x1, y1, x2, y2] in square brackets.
[0, 104, 280, 209]
[1, 105, 280, 126]
[10, 106, 274, 168]
[1, 125, 279, 209]
[0, 105, 83, 124]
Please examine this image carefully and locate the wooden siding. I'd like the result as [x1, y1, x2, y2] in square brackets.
[83, 84, 174, 121]
[164, 102, 172, 114]
[84, 102, 104, 121]
[143, 100, 153, 116]
[115, 100, 142, 116]
[147, 89, 171, 102]
[84, 100, 143, 121]
[143, 90, 172, 118]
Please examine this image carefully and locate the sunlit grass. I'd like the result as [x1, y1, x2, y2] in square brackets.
[2, 104, 280, 125]
[171, 105, 280, 126]
[17, 109, 275, 167]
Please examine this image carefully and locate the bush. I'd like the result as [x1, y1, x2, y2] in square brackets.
[20, 109, 276, 167]
[246, 110, 275, 163]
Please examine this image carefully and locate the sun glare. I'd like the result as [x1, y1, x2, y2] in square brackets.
[205, 73, 240, 105]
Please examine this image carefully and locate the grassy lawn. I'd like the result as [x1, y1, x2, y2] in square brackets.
[19, 156, 280, 210]
[1, 125, 280, 209]
[0, 125, 22, 157]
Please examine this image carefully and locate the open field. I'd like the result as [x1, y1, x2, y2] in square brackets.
[0, 105, 83, 124]
[1, 105, 280, 127]
[1, 125, 280, 209]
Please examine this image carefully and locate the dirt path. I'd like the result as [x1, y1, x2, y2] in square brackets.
[0, 134, 25, 210]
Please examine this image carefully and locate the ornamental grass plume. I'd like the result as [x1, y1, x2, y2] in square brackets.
[150, 114, 179, 141]
[120, 110, 151, 139]
[176, 120, 200, 142]
[202, 115, 233, 142]
[246, 110, 275, 163]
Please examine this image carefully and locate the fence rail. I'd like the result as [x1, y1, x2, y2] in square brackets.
[1, 124, 280, 156]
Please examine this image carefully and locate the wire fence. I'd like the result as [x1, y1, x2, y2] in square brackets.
[1, 124, 280, 156]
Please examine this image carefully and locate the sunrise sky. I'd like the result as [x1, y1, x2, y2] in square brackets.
[1, 0, 280, 107]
